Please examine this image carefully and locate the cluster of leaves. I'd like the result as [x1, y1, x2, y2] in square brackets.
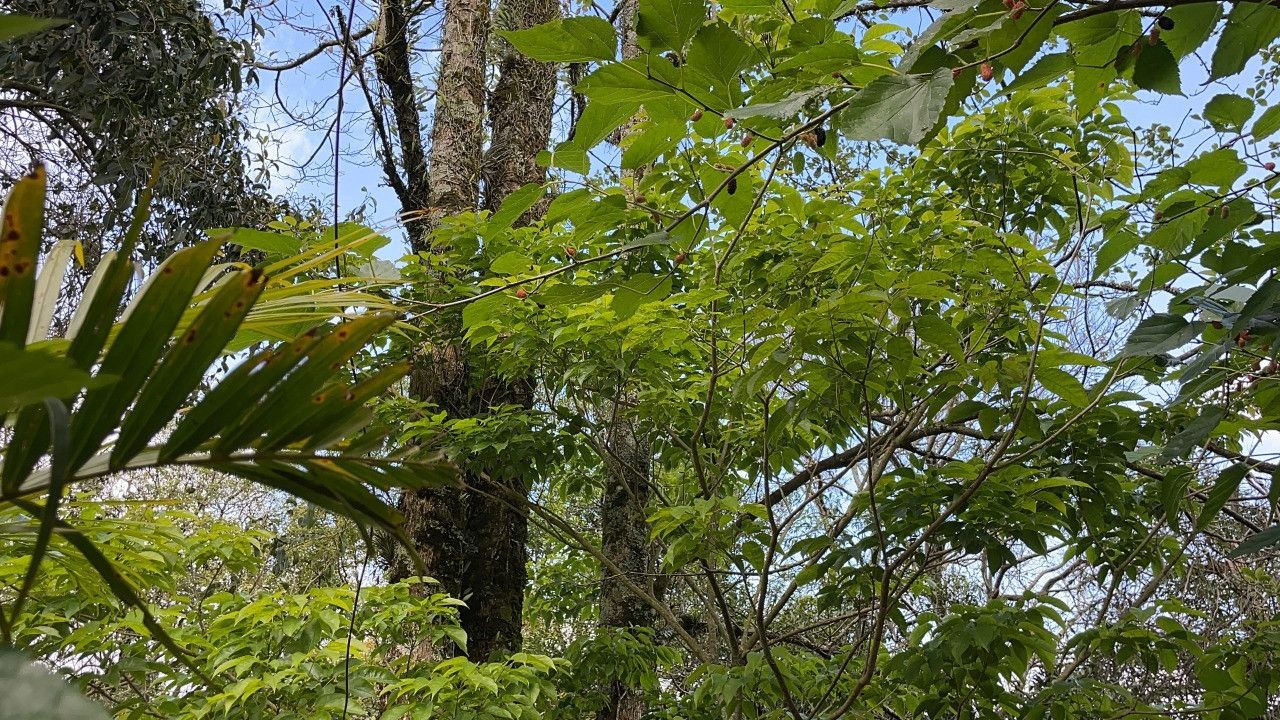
[0, 500, 562, 719]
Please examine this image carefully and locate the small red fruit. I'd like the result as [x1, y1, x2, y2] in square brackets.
[1266, 161, 1276, 171]
[980, 63, 995, 82]
[636, 193, 648, 204]
[1002, 0, 1014, 8]
[952, 67, 963, 79]
[515, 288, 528, 299]
[690, 108, 704, 122]
[801, 131, 818, 147]
[1010, 1, 1026, 19]
[1154, 210, 1164, 221]
[724, 116, 736, 129]
[675, 252, 688, 264]
[565, 246, 576, 257]
[1148, 27, 1160, 45]
[741, 133, 755, 148]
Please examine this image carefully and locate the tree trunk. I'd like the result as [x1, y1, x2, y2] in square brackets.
[380, 0, 489, 662]
[377, 0, 559, 663]
[597, 398, 654, 720]
[482, 0, 560, 215]
[458, 0, 560, 663]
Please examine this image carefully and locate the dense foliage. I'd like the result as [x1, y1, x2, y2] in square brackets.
[5, 1, 1280, 719]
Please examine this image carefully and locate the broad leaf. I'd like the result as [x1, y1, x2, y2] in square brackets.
[499, 16, 617, 62]
[839, 68, 953, 146]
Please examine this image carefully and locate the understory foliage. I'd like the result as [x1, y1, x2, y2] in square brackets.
[5, 1, 1280, 719]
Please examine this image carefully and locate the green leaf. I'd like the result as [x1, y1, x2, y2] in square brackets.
[612, 274, 673, 317]
[1037, 367, 1090, 407]
[914, 312, 964, 360]
[685, 23, 756, 111]
[207, 227, 302, 256]
[1196, 463, 1246, 530]
[1210, 3, 1280, 79]
[1184, 147, 1246, 189]
[0, 650, 110, 719]
[1093, 229, 1140, 278]
[562, 101, 641, 154]
[727, 88, 827, 122]
[1203, 94, 1254, 133]
[111, 269, 268, 466]
[0, 343, 108, 413]
[1003, 52, 1075, 95]
[578, 61, 675, 105]
[622, 120, 685, 168]
[1161, 4, 1220, 58]
[212, 314, 395, 453]
[489, 184, 546, 229]
[619, 231, 673, 251]
[498, 16, 617, 62]
[1160, 406, 1225, 461]
[1120, 314, 1203, 357]
[1228, 525, 1280, 558]
[490, 251, 534, 275]
[67, 241, 223, 470]
[0, 13, 67, 42]
[1159, 465, 1192, 530]
[1252, 105, 1280, 140]
[1131, 41, 1181, 95]
[839, 68, 953, 146]
[636, 0, 707, 53]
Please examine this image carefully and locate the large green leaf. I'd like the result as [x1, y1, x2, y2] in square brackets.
[1120, 314, 1203, 357]
[66, 241, 222, 470]
[110, 269, 268, 467]
[1131, 41, 1181, 96]
[636, 0, 707, 53]
[1204, 94, 1254, 133]
[839, 68, 953, 146]
[499, 16, 617, 62]
[1210, 3, 1280, 79]
[207, 227, 303, 256]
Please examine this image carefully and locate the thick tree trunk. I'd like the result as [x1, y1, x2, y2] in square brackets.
[422, 0, 489, 233]
[381, 0, 489, 662]
[597, 399, 654, 720]
[378, 0, 559, 663]
[458, 0, 560, 663]
[483, 0, 559, 214]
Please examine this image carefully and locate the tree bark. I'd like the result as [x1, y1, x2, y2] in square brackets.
[422, 0, 489, 235]
[458, 0, 560, 662]
[379, 0, 489, 663]
[597, 399, 654, 720]
[482, 0, 560, 215]
[377, 0, 560, 663]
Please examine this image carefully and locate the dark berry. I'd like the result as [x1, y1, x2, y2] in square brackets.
[1157, 15, 1174, 30]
